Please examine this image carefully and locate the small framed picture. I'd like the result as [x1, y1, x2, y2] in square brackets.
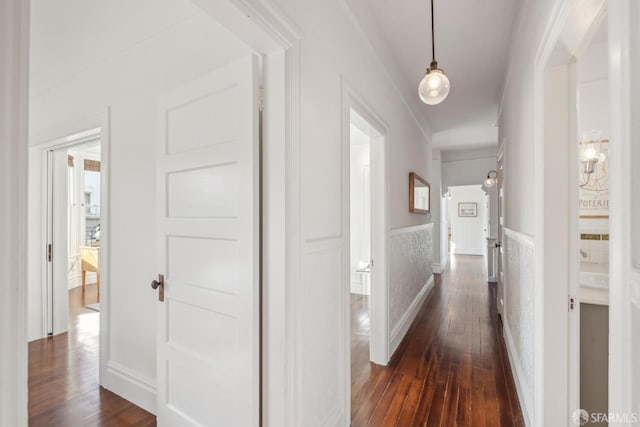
[458, 202, 477, 217]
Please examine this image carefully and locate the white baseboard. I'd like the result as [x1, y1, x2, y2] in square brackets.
[432, 261, 449, 274]
[389, 275, 434, 356]
[103, 360, 156, 415]
[503, 321, 533, 427]
[454, 248, 484, 256]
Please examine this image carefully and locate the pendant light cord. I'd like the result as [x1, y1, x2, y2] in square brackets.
[431, 0, 436, 61]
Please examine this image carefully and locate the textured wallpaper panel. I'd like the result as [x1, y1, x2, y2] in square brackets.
[389, 224, 433, 331]
[504, 229, 535, 415]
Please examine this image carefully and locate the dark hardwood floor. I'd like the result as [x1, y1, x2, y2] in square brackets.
[351, 255, 525, 427]
[29, 283, 156, 426]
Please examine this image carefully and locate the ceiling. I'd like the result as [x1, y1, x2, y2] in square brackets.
[31, 0, 520, 151]
[345, 0, 521, 149]
[29, 0, 202, 97]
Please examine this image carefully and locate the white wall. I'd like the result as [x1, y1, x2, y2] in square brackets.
[28, 2, 254, 412]
[431, 150, 446, 273]
[0, 0, 28, 423]
[499, 0, 572, 424]
[268, 0, 433, 424]
[441, 149, 498, 238]
[447, 185, 487, 256]
[441, 147, 497, 191]
[349, 126, 371, 295]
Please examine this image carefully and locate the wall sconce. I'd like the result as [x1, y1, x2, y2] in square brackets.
[483, 170, 497, 188]
[580, 130, 606, 180]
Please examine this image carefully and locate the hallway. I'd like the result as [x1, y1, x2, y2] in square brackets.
[351, 255, 525, 426]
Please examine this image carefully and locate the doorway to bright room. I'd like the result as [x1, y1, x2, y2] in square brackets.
[28, 131, 107, 422]
[349, 117, 373, 381]
[446, 185, 489, 260]
[348, 106, 389, 421]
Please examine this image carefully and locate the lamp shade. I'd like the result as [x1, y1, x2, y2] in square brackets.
[484, 176, 496, 188]
[418, 68, 450, 105]
[483, 170, 497, 188]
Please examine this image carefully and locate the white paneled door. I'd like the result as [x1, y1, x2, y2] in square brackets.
[155, 56, 260, 426]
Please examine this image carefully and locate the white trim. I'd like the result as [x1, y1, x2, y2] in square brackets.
[608, 0, 635, 420]
[452, 248, 484, 256]
[504, 320, 533, 427]
[389, 275, 434, 355]
[0, 0, 30, 423]
[432, 263, 447, 274]
[103, 361, 156, 414]
[503, 227, 534, 248]
[390, 222, 433, 236]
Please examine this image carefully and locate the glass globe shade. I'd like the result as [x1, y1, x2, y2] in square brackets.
[484, 177, 496, 188]
[418, 69, 450, 105]
[582, 146, 599, 161]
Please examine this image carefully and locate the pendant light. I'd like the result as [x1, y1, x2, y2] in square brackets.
[418, 0, 450, 105]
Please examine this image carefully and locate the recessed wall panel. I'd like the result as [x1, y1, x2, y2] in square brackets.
[167, 164, 239, 218]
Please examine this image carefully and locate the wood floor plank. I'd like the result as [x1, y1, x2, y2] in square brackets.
[351, 255, 525, 427]
[29, 284, 156, 426]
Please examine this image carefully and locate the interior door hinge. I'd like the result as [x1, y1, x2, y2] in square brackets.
[258, 87, 264, 112]
[47, 244, 52, 262]
[569, 295, 576, 311]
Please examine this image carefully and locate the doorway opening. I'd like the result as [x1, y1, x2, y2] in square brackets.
[349, 116, 373, 393]
[575, 10, 610, 422]
[344, 94, 389, 421]
[533, 0, 609, 423]
[446, 185, 489, 257]
[27, 127, 111, 421]
[48, 137, 103, 335]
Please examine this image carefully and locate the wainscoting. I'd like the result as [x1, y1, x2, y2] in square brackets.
[389, 223, 434, 355]
[503, 227, 535, 426]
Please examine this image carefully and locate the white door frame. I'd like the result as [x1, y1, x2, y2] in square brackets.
[29, 115, 111, 381]
[9, 0, 305, 424]
[41, 131, 103, 336]
[496, 140, 505, 319]
[533, 0, 606, 424]
[608, 0, 639, 421]
[342, 80, 390, 392]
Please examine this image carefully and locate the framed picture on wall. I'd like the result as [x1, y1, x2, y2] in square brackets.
[458, 202, 477, 217]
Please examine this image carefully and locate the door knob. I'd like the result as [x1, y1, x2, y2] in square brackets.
[151, 274, 165, 302]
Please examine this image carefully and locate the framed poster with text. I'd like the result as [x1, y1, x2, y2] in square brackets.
[579, 141, 609, 218]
